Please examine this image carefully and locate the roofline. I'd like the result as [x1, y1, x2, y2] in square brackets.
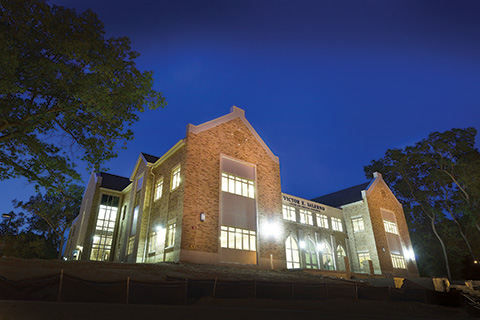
[152, 139, 185, 169]
[186, 106, 279, 164]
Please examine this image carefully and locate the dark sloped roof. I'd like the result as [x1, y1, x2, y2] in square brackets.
[99, 172, 131, 191]
[311, 182, 371, 208]
[141, 153, 160, 163]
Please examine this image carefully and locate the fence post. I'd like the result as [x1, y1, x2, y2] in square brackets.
[291, 282, 295, 300]
[57, 269, 64, 302]
[212, 278, 217, 298]
[423, 288, 428, 303]
[325, 283, 329, 299]
[355, 282, 358, 300]
[126, 276, 130, 304]
[184, 279, 188, 304]
[388, 286, 391, 301]
[254, 280, 257, 299]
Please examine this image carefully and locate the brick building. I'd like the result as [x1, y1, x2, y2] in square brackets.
[65, 107, 419, 278]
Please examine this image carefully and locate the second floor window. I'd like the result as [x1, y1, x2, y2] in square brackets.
[316, 214, 329, 228]
[221, 172, 254, 198]
[331, 217, 343, 232]
[299, 209, 314, 225]
[155, 177, 163, 200]
[282, 205, 296, 222]
[352, 217, 365, 232]
[171, 165, 181, 190]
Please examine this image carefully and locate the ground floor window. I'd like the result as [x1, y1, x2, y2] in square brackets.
[285, 236, 300, 269]
[358, 252, 370, 268]
[148, 231, 157, 253]
[304, 239, 318, 269]
[220, 226, 256, 251]
[127, 235, 135, 256]
[166, 222, 176, 247]
[336, 245, 347, 271]
[321, 242, 334, 270]
[391, 254, 406, 269]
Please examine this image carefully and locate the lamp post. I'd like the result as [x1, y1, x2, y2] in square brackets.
[0, 213, 12, 257]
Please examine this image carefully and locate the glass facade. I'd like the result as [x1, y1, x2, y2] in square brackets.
[90, 195, 119, 261]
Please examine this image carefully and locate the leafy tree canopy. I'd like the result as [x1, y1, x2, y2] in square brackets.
[364, 127, 480, 279]
[13, 184, 84, 259]
[0, 0, 166, 191]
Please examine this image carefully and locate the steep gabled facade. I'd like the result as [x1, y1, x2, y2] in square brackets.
[66, 107, 419, 278]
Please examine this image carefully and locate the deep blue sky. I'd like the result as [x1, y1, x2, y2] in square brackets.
[1, 0, 480, 214]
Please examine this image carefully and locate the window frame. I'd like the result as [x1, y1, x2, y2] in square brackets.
[352, 216, 365, 232]
[282, 205, 296, 222]
[331, 217, 343, 232]
[299, 209, 314, 225]
[316, 214, 329, 229]
[221, 172, 255, 199]
[170, 164, 181, 191]
[155, 177, 164, 201]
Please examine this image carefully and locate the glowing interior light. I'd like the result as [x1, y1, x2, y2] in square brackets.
[299, 241, 306, 249]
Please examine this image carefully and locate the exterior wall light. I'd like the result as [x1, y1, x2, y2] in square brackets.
[200, 212, 206, 222]
[262, 220, 283, 240]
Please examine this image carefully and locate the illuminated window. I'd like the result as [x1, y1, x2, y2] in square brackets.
[304, 239, 318, 269]
[316, 214, 329, 228]
[282, 205, 296, 222]
[221, 173, 255, 198]
[166, 222, 176, 247]
[220, 226, 256, 251]
[90, 195, 119, 261]
[352, 217, 364, 232]
[384, 220, 398, 234]
[331, 217, 343, 232]
[127, 235, 135, 256]
[391, 254, 406, 269]
[321, 242, 334, 270]
[285, 236, 300, 269]
[358, 252, 370, 266]
[148, 231, 157, 253]
[337, 245, 346, 258]
[155, 177, 163, 200]
[299, 209, 313, 225]
[171, 165, 181, 191]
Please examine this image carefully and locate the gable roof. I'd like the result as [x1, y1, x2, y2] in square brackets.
[141, 153, 160, 163]
[311, 182, 371, 208]
[186, 106, 279, 164]
[98, 172, 131, 191]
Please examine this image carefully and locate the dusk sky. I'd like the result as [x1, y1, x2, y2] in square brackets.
[1, 0, 480, 214]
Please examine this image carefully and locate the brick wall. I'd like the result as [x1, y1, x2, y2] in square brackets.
[181, 117, 283, 266]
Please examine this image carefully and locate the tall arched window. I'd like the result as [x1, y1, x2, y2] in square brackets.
[336, 245, 346, 271]
[305, 238, 318, 269]
[321, 242, 334, 270]
[285, 236, 300, 269]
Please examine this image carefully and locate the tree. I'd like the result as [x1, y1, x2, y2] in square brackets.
[365, 127, 480, 280]
[0, 0, 166, 191]
[14, 184, 84, 259]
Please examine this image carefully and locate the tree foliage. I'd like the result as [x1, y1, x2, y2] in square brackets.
[0, 0, 166, 191]
[365, 127, 480, 279]
[13, 184, 84, 259]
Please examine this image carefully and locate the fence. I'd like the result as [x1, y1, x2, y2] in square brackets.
[0, 270, 463, 307]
